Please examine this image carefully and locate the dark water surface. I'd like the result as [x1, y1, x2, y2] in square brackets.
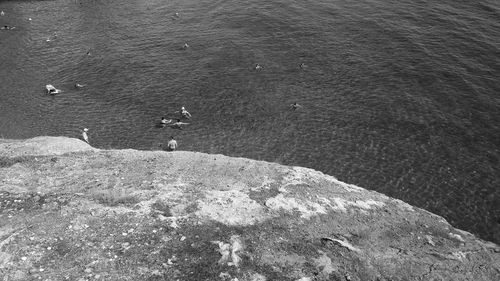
[1, 0, 499, 243]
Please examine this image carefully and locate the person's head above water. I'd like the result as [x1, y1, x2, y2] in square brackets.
[83, 128, 89, 132]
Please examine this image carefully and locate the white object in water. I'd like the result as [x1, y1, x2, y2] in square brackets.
[28, 18, 32, 21]
[45, 84, 61, 95]
[1, 11, 5, 16]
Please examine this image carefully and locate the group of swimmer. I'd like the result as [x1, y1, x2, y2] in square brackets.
[1, 10, 32, 30]
[1, 11, 14, 30]
[156, 101, 300, 151]
[156, 106, 191, 151]
[79, 106, 190, 149]
[33, 7, 305, 150]
[80, 99, 300, 149]
[44, 82, 86, 95]
[160, 106, 191, 129]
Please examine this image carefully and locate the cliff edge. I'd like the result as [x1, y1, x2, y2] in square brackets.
[0, 137, 499, 281]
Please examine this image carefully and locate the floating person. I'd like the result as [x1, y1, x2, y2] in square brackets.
[255, 64, 263, 70]
[86, 49, 91, 56]
[169, 119, 189, 129]
[160, 117, 173, 127]
[167, 136, 178, 151]
[174, 12, 180, 18]
[299, 63, 307, 69]
[74, 83, 86, 88]
[179, 106, 191, 119]
[1, 25, 15, 30]
[82, 128, 89, 143]
[182, 43, 189, 49]
[45, 84, 61, 95]
[28, 18, 32, 21]
[1, 11, 4, 16]
[290, 102, 302, 110]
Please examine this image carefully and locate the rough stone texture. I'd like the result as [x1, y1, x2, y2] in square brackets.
[0, 136, 499, 281]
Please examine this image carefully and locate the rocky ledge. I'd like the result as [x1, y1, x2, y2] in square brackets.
[0, 136, 499, 281]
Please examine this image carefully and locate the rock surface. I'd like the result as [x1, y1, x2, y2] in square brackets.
[0, 136, 499, 281]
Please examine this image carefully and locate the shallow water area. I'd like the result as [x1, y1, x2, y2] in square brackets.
[0, 0, 499, 243]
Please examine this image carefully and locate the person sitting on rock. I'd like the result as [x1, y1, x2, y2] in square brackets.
[82, 128, 89, 143]
[167, 136, 177, 151]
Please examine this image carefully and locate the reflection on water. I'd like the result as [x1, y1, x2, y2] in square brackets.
[0, 0, 499, 243]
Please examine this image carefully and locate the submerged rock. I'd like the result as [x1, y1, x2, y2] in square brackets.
[0, 136, 498, 280]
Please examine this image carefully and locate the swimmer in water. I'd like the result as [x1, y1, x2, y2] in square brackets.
[174, 12, 180, 18]
[290, 102, 302, 110]
[1, 25, 15, 30]
[299, 63, 306, 69]
[183, 43, 189, 49]
[169, 119, 189, 129]
[160, 117, 173, 126]
[179, 106, 191, 119]
[82, 128, 89, 143]
[1, 11, 4, 16]
[75, 83, 86, 88]
[255, 64, 262, 70]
